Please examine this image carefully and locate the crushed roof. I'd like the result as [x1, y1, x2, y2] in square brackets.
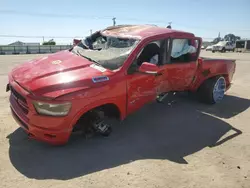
[101, 24, 194, 39]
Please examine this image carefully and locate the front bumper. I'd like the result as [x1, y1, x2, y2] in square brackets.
[9, 85, 72, 145]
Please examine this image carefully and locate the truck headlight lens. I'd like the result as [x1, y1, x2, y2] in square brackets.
[33, 101, 71, 116]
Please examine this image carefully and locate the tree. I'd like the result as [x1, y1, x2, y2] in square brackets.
[212, 37, 222, 44]
[42, 39, 56, 45]
[224, 34, 241, 43]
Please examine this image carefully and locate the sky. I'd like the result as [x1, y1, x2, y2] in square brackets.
[1, 0, 250, 44]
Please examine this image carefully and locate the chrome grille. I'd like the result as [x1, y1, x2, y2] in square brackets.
[10, 86, 29, 114]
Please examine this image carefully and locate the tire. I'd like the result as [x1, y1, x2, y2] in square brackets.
[198, 76, 226, 104]
[212, 50, 215, 53]
[221, 48, 226, 53]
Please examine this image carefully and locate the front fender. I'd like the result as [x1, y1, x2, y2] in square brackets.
[69, 97, 126, 128]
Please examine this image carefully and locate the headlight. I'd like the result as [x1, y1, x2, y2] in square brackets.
[33, 101, 71, 116]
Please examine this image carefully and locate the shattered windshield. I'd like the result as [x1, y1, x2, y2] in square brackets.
[71, 32, 139, 70]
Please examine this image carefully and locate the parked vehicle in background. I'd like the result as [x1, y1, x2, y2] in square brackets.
[212, 41, 235, 53]
[201, 45, 205, 49]
[6, 25, 236, 145]
[206, 45, 213, 51]
[235, 40, 250, 53]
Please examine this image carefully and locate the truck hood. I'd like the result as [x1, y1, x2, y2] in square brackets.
[11, 50, 112, 98]
[213, 45, 223, 47]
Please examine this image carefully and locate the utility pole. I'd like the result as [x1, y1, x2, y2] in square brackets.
[90, 29, 92, 35]
[112, 17, 116, 26]
[42, 36, 44, 43]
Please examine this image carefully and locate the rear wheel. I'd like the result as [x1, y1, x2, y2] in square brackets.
[198, 76, 226, 104]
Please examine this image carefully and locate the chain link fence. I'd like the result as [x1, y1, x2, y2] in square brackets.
[0, 45, 72, 55]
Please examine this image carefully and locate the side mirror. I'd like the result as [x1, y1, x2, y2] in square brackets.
[139, 62, 160, 75]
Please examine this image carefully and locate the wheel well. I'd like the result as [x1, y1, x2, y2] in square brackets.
[72, 103, 121, 132]
[197, 74, 228, 91]
[93, 103, 121, 119]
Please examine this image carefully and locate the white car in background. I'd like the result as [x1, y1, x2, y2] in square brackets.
[206, 45, 213, 51]
[212, 41, 235, 53]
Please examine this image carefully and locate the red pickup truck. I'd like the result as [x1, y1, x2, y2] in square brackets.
[7, 25, 236, 145]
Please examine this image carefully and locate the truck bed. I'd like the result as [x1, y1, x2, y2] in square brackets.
[200, 57, 236, 62]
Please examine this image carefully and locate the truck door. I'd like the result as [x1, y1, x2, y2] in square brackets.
[126, 40, 166, 115]
[158, 37, 201, 92]
[126, 73, 158, 114]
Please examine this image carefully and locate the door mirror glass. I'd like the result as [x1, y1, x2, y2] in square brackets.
[139, 62, 159, 75]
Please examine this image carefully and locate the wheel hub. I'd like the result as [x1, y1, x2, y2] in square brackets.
[93, 120, 112, 136]
[213, 77, 226, 103]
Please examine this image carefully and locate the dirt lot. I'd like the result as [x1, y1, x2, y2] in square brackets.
[0, 51, 249, 188]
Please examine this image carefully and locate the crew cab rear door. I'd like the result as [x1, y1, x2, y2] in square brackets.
[159, 37, 201, 91]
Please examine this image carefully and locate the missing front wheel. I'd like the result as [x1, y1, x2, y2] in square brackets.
[73, 110, 112, 138]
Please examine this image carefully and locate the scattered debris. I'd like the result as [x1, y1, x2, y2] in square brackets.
[237, 166, 241, 169]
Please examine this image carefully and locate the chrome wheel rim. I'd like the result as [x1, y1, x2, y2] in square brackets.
[213, 77, 226, 103]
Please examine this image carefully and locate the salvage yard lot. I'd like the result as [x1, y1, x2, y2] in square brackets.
[0, 51, 249, 188]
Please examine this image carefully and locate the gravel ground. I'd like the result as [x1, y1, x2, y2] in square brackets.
[0, 51, 249, 188]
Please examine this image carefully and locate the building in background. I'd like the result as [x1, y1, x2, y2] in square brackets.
[8, 41, 40, 46]
[235, 39, 250, 52]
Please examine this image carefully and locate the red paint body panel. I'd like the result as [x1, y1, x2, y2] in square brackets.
[11, 50, 114, 98]
[102, 25, 194, 40]
[7, 25, 236, 145]
[189, 57, 236, 91]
